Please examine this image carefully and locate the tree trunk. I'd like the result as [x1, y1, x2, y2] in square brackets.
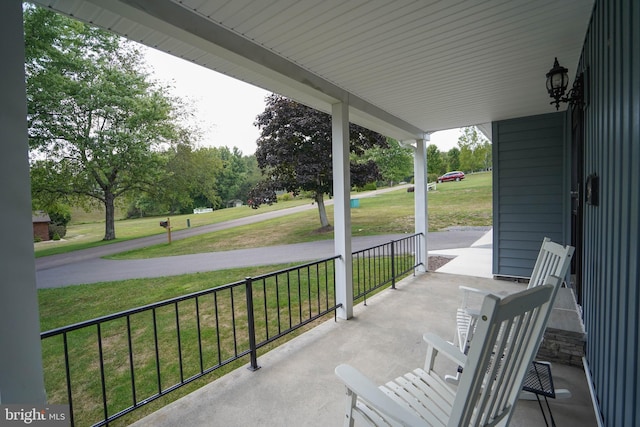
[315, 192, 331, 229]
[103, 192, 116, 240]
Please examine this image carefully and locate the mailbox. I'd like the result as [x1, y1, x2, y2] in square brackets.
[159, 220, 168, 228]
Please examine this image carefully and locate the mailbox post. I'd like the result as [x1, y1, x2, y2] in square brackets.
[159, 217, 172, 244]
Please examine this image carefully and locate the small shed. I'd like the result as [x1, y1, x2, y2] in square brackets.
[227, 199, 244, 208]
[32, 211, 50, 241]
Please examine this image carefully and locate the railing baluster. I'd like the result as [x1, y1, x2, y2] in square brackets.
[316, 264, 321, 314]
[287, 271, 292, 329]
[96, 323, 108, 423]
[63, 332, 74, 427]
[275, 274, 281, 334]
[391, 239, 396, 289]
[175, 302, 184, 383]
[307, 266, 312, 318]
[214, 291, 222, 366]
[230, 287, 238, 357]
[262, 278, 269, 340]
[126, 315, 137, 407]
[297, 268, 302, 322]
[325, 260, 330, 315]
[152, 308, 161, 394]
[195, 296, 204, 374]
[333, 259, 338, 322]
[245, 277, 260, 371]
[355, 252, 361, 297]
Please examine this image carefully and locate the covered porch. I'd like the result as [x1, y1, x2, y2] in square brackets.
[130, 271, 597, 427]
[3, 1, 638, 424]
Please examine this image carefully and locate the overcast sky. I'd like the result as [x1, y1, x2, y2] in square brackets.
[143, 47, 461, 155]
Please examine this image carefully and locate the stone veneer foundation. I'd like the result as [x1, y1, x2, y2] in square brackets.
[537, 287, 586, 367]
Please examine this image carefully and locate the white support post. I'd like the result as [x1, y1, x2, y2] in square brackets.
[0, 0, 47, 404]
[414, 137, 429, 272]
[332, 102, 353, 319]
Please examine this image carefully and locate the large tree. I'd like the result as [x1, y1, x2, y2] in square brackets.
[457, 126, 492, 172]
[426, 144, 445, 175]
[158, 145, 223, 214]
[364, 138, 414, 186]
[446, 147, 461, 171]
[212, 146, 249, 205]
[25, 6, 190, 240]
[249, 94, 387, 229]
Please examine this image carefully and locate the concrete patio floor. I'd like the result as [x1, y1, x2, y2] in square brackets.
[130, 271, 598, 427]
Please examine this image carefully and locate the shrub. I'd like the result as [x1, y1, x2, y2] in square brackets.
[48, 204, 72, 226]
[362, 182, 377, 191]
[48, 224, 67, 240]
[428, 173, 439, 183]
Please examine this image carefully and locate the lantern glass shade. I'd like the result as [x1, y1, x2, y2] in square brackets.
[546, 57, 569, 97]
[550, 72, 568, 91]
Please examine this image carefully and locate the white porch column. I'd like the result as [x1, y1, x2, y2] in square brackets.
[414, 137, 429, 272]
[0, 0, 47, 404]
[332, 102, 353, 319]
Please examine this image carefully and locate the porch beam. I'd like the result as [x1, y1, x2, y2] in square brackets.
[414, 137, 429, 271]
[332, 101, 353, 319]
[0, 0, 47, 404]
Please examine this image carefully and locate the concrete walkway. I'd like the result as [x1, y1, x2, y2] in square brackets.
[429, 227, 494, 278]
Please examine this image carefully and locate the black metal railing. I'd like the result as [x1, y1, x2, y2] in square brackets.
[40, 234, 423, 426]
[352, 233, 422, 303]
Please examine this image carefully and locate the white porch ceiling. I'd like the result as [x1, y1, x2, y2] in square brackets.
[33, 0, 594, 141]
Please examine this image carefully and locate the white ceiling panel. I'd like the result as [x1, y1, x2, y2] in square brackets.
[33, 0, 594, 140]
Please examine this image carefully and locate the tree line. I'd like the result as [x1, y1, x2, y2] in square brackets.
[427, 127, 492, 182]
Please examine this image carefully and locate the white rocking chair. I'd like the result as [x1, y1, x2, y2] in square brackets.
[335, 277, 560, 427]
[450, 238, 574, 390]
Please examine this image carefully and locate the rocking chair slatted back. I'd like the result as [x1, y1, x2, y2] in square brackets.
[451, 280, 558, 426]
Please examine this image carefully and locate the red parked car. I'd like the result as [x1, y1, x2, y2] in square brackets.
[437, 171, 465, 183]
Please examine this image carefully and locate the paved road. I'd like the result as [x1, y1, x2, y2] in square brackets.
[35, 229, 489, 288]
[35, 185, 490, 288]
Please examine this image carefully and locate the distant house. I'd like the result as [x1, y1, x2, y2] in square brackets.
[32, 211, 50, 241]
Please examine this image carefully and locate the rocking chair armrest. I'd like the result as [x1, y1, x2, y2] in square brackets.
[335, 364, 426, 426]
[423, 332, 467, 367]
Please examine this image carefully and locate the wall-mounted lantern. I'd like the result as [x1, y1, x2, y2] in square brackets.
[546, 57, 584, 110]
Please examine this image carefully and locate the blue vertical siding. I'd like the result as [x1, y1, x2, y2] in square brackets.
[580, 0, 639, 425]
[492, 113, 569, 278]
